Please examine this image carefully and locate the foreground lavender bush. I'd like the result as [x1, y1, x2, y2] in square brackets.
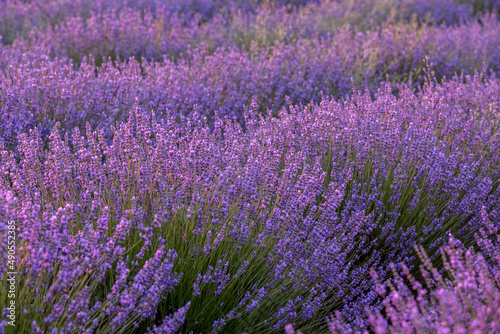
[0, 74, 499, 332]
[326, 207, 500, 333]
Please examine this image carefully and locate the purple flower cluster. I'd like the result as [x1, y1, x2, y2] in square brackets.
[0, 187, 181, 333]
[326, 207, 500, 333]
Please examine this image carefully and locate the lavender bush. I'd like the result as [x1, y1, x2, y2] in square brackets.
[284, 208, 500, 333]
[325, 207, 500, 333]
[0, 0, 499, 333]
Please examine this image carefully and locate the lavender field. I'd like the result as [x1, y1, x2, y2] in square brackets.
[1, 0, 500, 333]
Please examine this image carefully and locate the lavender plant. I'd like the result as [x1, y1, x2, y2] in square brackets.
[326, 207, 500, 334]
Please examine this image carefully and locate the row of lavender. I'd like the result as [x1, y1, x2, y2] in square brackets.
[2, 0, 495, 49]
[1, 14, 500, 148]
[1, 72, 499, 332]
[2, 0, 499, 69]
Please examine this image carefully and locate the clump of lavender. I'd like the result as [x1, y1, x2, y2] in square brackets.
[0, 191, 183, 333]
[326, 207, 500, 333]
